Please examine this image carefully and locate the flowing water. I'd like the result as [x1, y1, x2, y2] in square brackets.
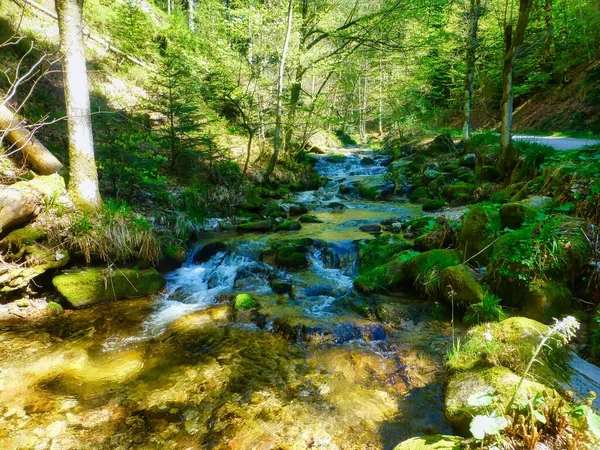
[0, 147, 454, 450]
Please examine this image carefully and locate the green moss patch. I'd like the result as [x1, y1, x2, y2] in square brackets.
[234, 293, 259, 310]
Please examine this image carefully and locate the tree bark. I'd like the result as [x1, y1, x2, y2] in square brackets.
[0, 104, 63, 175]
[188, 0, 195, 31]
[498, 0, 533, 179]
[56, 0, 102, 210]
[463, 0, 481, 146]
[265, 0, 293, 181]
[0, 174, 66, 232]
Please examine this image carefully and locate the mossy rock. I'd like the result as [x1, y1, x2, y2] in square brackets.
[286, 203, 309, 216]
[422, 199, 446, 212]
[414, 230, 453, 252]
[354, 250, 419, 293]
[402, 216, 436, 237]
[459, 153, 476, 168]
[0, 226, 46, 251]
[46, 301, 64, 316]
[404, 249, 462, 281]
[53, 267, 165, 308]
[357, 235, 413, 272]
[499, 202, 528, 229]
[522, 280, 572, 324]
[261, 202, 287, 219]
[427, 134, 457, 155]
[441, 183, 475, 206]
[298, 214, 323, 224]
[477, 165, 501, 182]
[446, 317, 568, 382]
[236, 220, 273, 232]
[240, 189, 263, 212]
[274, 220, 302, 232]
[445, 366, 551, 434]
[409, 186, 431, 203]
[262, 238, 313, 270]
[439, 265, 485, 305]
[356, 175, 395, 200]
[457, 204, 499, 266]
[234, 293, 259, 310]
[393, 435, 462, 450]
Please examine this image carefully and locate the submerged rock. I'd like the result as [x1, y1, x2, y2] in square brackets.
[53, 267, 165, 308]
[393, 435, 462, 450]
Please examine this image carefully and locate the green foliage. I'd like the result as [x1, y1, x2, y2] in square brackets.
[464, 292, 507, 325]
[234, 293, 258, 310]
[111, 0, 156, 59]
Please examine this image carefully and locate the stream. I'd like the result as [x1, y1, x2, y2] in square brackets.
[0, 147, 454, 450]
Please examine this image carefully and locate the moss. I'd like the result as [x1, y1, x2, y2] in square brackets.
[441, 182, 475, 205]
[298, 214, 323, 223]
[446, 317, 567, 382]
[357, 235, 412, 272]
[1, 226, 46, 251]
[404, 249, 462, 281]
[46, 301, 64, 316]
[354, 250, 419, 293]
[445, 366, 551, 434]
[523, 280, 572, 324]
[422, 199, 446, 212]
[457, 204, 500, 266]
[402, 216, 436, 237]
[164, 244, 186, 262]
[274, 220, 302, 232]
[477, 165, 501, 182]
[393, 435, 462, 450]
[439, 265, 485, 305]
[234, 293, 259, 310]
[490, 191, 511, 204]
[414, 229, 453, 252]
[261, 202, 287, 219]
[240, 189, 263, 212]
[409, 186, 431, 203]
[53, 267, 165, 308]
[499, 202, 528, 229]
[262, 238, 313, 270]
[236, 220, 273, 232]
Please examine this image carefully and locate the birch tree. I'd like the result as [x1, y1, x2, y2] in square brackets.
[56, 0, 102, 210]
[463, 0, 482, 146]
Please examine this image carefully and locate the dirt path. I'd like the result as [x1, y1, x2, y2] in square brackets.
[513, 135, 600, 151]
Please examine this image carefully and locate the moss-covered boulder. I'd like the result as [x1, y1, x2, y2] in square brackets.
[0, 226, 46, 251]
[445, 366, 550, 434]
[441, 183, 475, 206]
[393, 435, 462, 450]
[240, 189, 263, 212]
[409, 186, 431, 203]
[354, 250, 419, 293]
[234, 293, 259, 310]
[499, 202, 528, 229]
[446, 317, 567, 380]
[457, 204, 499, 266]
[427, 134, 457, 155]
[261, 238, 313, 270]
[356, 175, 395, 200]
[402, 217, 436, 237]
[404, 249, 462, 281]
[422, 199, 446, 212]
[236, 219, 273, 232]
[357, 235, 413, 272]
[274, 220, 302, 232]
[53, 267, 165, 308]
[522, 280, 572, 323]
[298, 214, 323, 223]
[477, 165, 501, 182]
[414, 229, 454, 252]
[439, 265, 485, 305]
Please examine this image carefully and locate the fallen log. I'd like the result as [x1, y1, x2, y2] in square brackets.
[0, 104, 64, 175]
[0, 174, 66, 232]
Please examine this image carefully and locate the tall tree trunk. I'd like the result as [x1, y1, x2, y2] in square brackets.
[55, 0, 101, 210]
[463, 0, 481, 146]
[498, 0, 533, 180]
[378, 56, 384, 136]
[188, 0, 195, 31]
[265, 0, 293, 181]
[543, 0, 554, 69]
[284, 69, 304, 152]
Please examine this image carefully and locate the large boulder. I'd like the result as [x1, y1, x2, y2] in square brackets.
[356, 175, 395, 200]
[236, 219, 273, 232]
[261, 238, 314, 270]
[457, 204, 499, 266]
[53, 267, 165, 308]
[438, 265, 485, 306]
[404, 249, 462, 281]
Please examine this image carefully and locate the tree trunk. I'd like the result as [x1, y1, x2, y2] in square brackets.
[498, 0, 533, 180]
[265, 0, 293, 181]
[284, 70, 304, 153]
[378, 56, 384, 136]
[56, 0, 101, 210]
[543, 0, 554, 69]
[0, 174, 66, 232]
[188, 0, 195, 31]
[0, 104, 63, 175]
[463, 0, 481, 146]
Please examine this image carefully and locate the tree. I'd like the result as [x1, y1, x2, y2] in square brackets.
[55, 0, 102, 210]
[498, 0, 534, 179]
[463, 0, 482, 146]
[265, 0, 293, 181]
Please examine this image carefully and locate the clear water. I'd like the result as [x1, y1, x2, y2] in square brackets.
[0, 148, 454, 450]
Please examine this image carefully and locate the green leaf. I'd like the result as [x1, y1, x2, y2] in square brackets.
[533, 410, 547, 424]
[587, 411, 600, 437]
[468, 391, 495, 407]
